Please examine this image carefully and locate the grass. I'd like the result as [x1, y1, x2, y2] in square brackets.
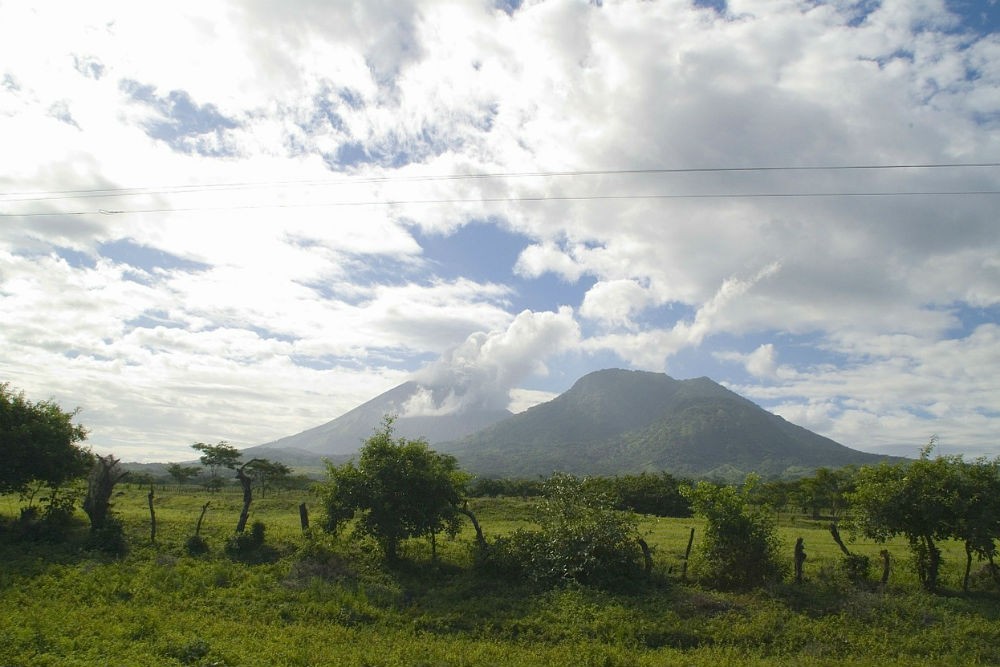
[2, 484, 1000, 666]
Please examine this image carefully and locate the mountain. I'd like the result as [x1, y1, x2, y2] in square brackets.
[439, 369, 897, 479]
[254, 380, 512, 457]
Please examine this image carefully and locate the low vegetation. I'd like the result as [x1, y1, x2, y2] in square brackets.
[3, 384, 1000, 665]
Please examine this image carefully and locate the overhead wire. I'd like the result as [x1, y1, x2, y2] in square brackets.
[1, 161, 999, 217]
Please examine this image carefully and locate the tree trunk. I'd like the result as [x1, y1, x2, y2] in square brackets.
[964, 541, 974, 592]
[236, 465, 253, 534]
[82, 454, 128, 529]
[456, 505, 487, 554]
[923, 535, 941, 592]
[147, 485, 156, 545]
[234, 458, 263, 534]
[829, 523, 852, 557]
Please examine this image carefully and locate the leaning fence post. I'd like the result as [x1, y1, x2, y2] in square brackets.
[299, 503, 310, 532]
[682, 527, 695, 581]
[794, 537, 806, 584]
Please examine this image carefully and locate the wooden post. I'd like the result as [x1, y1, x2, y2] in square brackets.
[638, 538, 653, 574]
[682, 527, 695, 581]
[794, 537, 806, 584]
[879, 549, 891, 591]
[195, 502, 210, 536]
[299, 503, 309, 532]
[147, 485, 156, 545]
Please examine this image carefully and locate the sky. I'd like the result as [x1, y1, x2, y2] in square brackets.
[1, 0, 999, 463]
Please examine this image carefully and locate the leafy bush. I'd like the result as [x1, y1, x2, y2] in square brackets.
[224, 521, 275, 563]
[682, 476, 785, 590]
[483, 473, 645, 587]
[185, 534, 210, 556]
[86, 516, 128, 557]
[7, 489, 83, 542]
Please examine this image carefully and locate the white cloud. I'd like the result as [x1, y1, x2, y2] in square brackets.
[580, 279, 654, 328]
[1, 0, 999, 459]
[411, 306, 581, 414]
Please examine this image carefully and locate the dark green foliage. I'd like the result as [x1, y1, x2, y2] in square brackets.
[185, 534, 210, 556]
[243, 458, 292, 497]
[191, 441, 242, 489]
[469, 476, 544, 498]
[164, 638, 212, 665]
[224, 520, 275, 563]
[848, 444, 1000, 592]
[0, 383, 92, 494]
[587, 472, 693, 517]
[166, 462, 201, 485]
[484, 473, 645, 587]
[85, 515, 128, 557]
[791, 466, 856, 519]
[840, 553, 871, 584]
[319, 416, 469, 561]
[682, 476, 785, 590]
[7, 488, 83, 542]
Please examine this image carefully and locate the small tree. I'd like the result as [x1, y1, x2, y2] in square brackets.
[319, 416, 469, 561]
[244, 458, 291, 498]
[192, 441, 242, 490]
[0, 383, 92, 495]
[166, 462, 201, 486]
[83, 454, 128, 529]
[486, 473, 646, 587]
[682, 475, 785, 589]
[849, 443, 1000, 592]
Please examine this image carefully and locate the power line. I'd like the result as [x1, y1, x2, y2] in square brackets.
[2, 161, 999, 203]
[4, 189, 1000, 218]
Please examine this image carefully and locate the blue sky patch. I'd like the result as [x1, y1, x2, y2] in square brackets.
[413, 220, 595, 312]
[119, 79, 239, 156]
[99, 239, 210, 273]
[53, 246, 96, 270]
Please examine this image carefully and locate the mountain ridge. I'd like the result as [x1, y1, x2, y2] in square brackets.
[250, 368, 900, 479]
[438, 369, 897, 479]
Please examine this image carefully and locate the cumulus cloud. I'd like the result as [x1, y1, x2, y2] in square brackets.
[1, 0, 999, 459]
[408, 307, 580, 414]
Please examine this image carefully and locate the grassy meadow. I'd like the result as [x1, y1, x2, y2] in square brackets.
[3, 484, 1000, 666]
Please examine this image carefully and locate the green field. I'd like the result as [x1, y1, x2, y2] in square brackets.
[2, 485, 1000, 666]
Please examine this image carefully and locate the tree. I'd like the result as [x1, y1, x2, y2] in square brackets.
[792, 467, 856, 520]
[319, 416, 469, 561]
[244, 458, 292, 498]
[681, 475, 785, 590]
[0, 383, 92, 495]
[191, 441, 242, 490]
[83, 454, 129, 529]
[166, 462, 201, 486]
[849, 444, 1000, 592]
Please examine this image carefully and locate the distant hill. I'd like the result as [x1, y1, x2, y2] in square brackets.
[254, 380, 511, 457]
[439, 369, 898, 479]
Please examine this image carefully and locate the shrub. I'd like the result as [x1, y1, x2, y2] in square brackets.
[185, 534, 210, 556]
[224, 521, 275, 563]
[86, 516, 128, 557]
[682, 476, 785, 590]
[483, 473, 645, 587]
